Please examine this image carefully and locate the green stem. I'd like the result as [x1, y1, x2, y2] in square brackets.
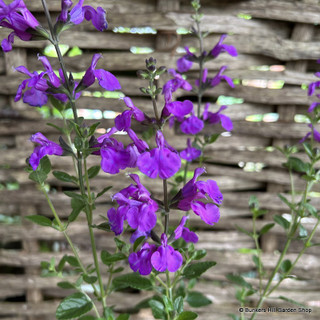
[250, 238, 292, 320]
[41, 0, 78, 122]
[83, 158, 107, 310]
[252, 217, 263, 295]
[163, 179, 170, 235]
[40, 186, 101, 317]
[267, 218, 320, 297]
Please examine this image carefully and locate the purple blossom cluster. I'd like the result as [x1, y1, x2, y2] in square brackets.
[0, 0, 107, 52]
[1, 0, 234, 278]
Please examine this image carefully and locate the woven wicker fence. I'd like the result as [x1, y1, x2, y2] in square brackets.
[1, 0, 320, 319]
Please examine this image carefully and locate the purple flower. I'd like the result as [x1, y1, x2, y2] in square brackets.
[137, 131, 181, 179]
[115, 97, 146, 131]
[177, 47, 194, 73]
[15, 66, 48, 107]
[107, 174, 158, 235]
[308, 100, 320, 113]
[300, 124, 320, 143]
[162, 69, 192, 103]
[0, 0, 43, 52]
[97, 133, 132, 174]
[174, 216, 198, 243]
[129, 243, 157, 275]
[77, 53, 121, 91]
[29, 132, 63, 170]
[308, 81, 320, 97]
[151, 234, 183, 273]
[203, 103, 233, 131]
[165, 99, 194, 118]
[58, 0, 108, 32]
[210, 66, 234, 88]
[180, 113, 204, 135]
[210, 34, 238, 58]
[180, 138, 202, 162]
[177, 167, 222, 226]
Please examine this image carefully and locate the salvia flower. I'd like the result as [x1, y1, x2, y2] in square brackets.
[210, 34, 238, 58]
[57, 0, 108, 32]
[151, 234, 183, 272]
[15, 66, 48, 107]
[137, 131, 181, 179]
[165, 99, 194, 118]
[176, 46, 195, 73]
[203, 103, 233, 131]
[174, 216, 198, 243]
[180, 113, 204, 135]
[129, 243, 157, 275]
[177, 167, 222, 225]
[180, 138, 202, 162]
[76, 53, 121, 92]
[300, 124, 320, 143]
[29, 132, 63, 170]
[0, 0, 45, 52]
[95, 128, 135, 174]
[162, 69, 192, 103]
[107, 174, 158, 235]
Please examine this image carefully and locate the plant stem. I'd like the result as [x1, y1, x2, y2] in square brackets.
[163, 179, 170, 234]
[83, 158, 107, 310]
[40, 186, 101, 317]
[41, 0, 78, 122]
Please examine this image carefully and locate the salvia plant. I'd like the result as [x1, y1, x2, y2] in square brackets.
[0, 0, 238, 319]
[228, 66, 320, 320]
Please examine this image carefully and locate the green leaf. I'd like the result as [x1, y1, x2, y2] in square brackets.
[284, 156, 308, 173]
[259, 223, 275, 235]
[148, 300, 165, 319]
[101, 251, 127, 265]
[116, 314, 130, 320]
[273, 215, 290, 230]
[88, 122, 101, 137]
[206, 133, 220, 144]
[235, 225, 253, 238]
[278, 194, 296, 211]
[162, 295, 173, 312]
[176, 311, 198, 320]
[64, 191, 85, 201]
[65, 255, 80, 267]
[182, 261, 216, 279]
[192, 249, 207, 260]
[174, 296, 184, 314]
[298, 224, 308, 239]
[133, 236, 146, 252]
[78, 316, 96, 320]
[53, 171, 77, 184]
[83, 274, 97, 284]
[91, 222, 110, 232]
[97, 186, 112, 198]
[186, 291, 212, 307]
[278, 296, 306, 308]
[56, 292, 93, 319]
[252, 255, 263, 270]
[29, 170, 47, 184]
[40, 156, 52, 174]
[112, 273, 152, 290]
[87, 166, 100, 179]
[47, 122, 65, 134]
[68, 198, 85, 222]
[303, 142, 313, 159]
[25, 215, 52, 227]
[226, 274, 252, 289]
[57, 281, 76, 289]
[114, 238, 130, 254]
[280, 259, 292, 273]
